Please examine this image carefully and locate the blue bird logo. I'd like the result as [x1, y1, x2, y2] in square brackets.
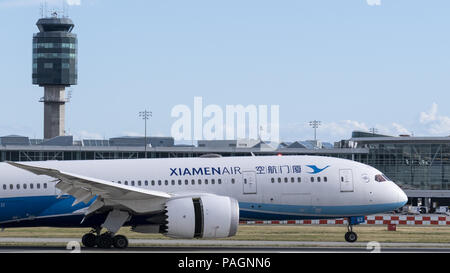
[306, 165, 330, 174]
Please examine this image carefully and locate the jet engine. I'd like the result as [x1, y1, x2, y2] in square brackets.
[162, 195, 239, 239]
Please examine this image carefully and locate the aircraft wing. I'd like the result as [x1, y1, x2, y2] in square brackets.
[7, 161, 172, 214]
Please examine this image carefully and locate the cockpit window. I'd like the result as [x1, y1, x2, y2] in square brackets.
[382, 174, 391, 181]
[375, 174, 386, 182]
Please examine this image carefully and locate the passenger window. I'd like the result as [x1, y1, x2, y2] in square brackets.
[178, 180, 182, 185]
[145, 180, 148, 186]
[171, 180, 175, 185]
[151, 180, 155, 186]
[297, 177, 301, 183]
[23, 184, 27, 189]
[231, 178, 235, 184]
[291, 177, 295, 183]
[191, 179, 195, 185]
[43, 183, 47, 189]
[131, 181, 135, 186]
[158, 180, 162, 186]
[37, 183, 40, 189]
[185, 179, 188, 185]
[138, 181, 142, 186]
[164, 180, 168, 186]
[198, 179, 202, 185]
[244, 178, 247, 184]
[125, 181, 128, 185]
[311, 177, 314, 182]
[10, 184, 13, 190]
[317, 177, 321, 182]
[324, 177, 327, 182]
[271, 178, 275, 183]
[218, 179, 222, 184]
[284, 177, 288, 183]
[16, 184, 20, 190]
[118, 181, 121, 184]
[211, 179, 215, 185]
[3, 185, 6, 190]
[205, 179, 208, 185]
[30, 183, 34, 189]
[278, 178, 282, 183]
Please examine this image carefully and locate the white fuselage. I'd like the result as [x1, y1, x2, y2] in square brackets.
[0, 155, 407, 227]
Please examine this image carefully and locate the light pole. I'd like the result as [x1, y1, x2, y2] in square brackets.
[369, 127, 378, 136]
[139, 110, 152, 158]
[309, 120, 321, 141]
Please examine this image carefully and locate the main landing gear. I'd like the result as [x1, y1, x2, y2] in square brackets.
[344, 216, 365, 243]
[81, 209, 131, 249]
[81, 227, 129, 249]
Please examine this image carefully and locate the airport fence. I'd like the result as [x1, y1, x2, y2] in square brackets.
[240, 215, 450, 226]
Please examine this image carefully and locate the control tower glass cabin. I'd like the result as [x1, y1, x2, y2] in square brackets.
[32, 15, 77, 139]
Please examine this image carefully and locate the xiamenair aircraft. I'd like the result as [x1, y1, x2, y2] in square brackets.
[0, 155, 407, 249]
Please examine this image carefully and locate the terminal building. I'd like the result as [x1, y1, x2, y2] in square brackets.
[0, 132, 449, 208]
[347, 131, 450, 208]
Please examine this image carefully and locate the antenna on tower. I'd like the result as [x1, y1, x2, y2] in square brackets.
[39, 3, 44, 18]
[62, 0, 66, 18]
[62, 0, 70, 18]
[44, 1, 48, 18]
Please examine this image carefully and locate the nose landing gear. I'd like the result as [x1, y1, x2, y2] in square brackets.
[344, 216, 365, 243]
[345, 224, 358, 243]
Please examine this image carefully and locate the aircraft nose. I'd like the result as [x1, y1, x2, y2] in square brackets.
[397, 187, 408, 206]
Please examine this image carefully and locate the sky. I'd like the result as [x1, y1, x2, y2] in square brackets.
[0, 0, 449, 143]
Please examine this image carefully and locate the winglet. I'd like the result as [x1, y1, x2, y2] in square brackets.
[6, 161, 60, 176]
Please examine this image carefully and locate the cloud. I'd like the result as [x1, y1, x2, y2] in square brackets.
[418, 103, 450, 135]
[342, 120, 370, 132]
[282, 120, 371, 142]
[76, 130, 103, 139]
[280, 101, 450, 142]
[325, 120, 412, 138]
[282, 118, 418, 142]
[392, 123, 411, 135]
[419, 103, 438, 123]
[366, 0, 381, 6]
[430, 116, 450, 135]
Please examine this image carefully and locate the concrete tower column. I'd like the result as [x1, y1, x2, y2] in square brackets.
[43, 86, 66, 139]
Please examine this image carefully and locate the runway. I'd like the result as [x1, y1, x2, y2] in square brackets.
[2, 245, 450, 253]
[1, 237, 450, 253]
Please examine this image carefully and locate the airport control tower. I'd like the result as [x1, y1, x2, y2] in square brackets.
[32, 13, 77, 139]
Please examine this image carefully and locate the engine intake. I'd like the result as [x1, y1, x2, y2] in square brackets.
[163, 195, 239, 239]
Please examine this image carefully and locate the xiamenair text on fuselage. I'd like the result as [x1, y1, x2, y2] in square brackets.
[170, 166, 242, 176]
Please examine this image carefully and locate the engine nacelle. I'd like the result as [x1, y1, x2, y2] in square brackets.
[163, 195, 239, 239]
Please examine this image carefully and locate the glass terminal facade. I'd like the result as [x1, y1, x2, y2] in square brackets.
[352, 138, 450, 191]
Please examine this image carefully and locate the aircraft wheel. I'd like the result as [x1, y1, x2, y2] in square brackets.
[113, 235, 129, 249]
[345, 231, 357, 243]
[97, 233, 113, 249]
[81, 233, 97, 248]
